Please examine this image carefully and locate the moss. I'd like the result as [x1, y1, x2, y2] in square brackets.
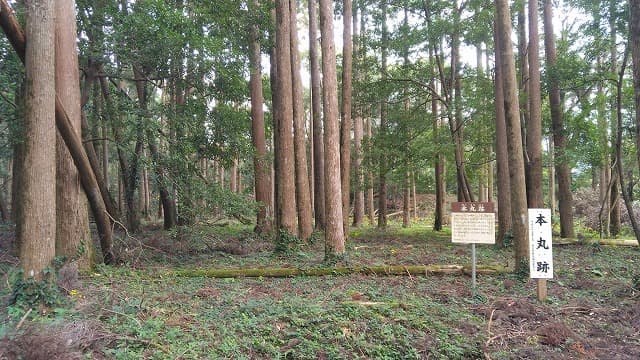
[172, 264, 511, 278]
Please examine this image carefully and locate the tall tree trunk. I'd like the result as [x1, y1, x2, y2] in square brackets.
[477, 45, 489, 203]
[1, 0, 114, 264]
[269, 6, 279, 234]
[627, 0, 640, 242]
[147, 131, 177, 229]
[290, 0, 313, 241]
[401, 6, 410, 229]
[403, 169, 410, 228]
[230, 159, 238, 193]
[616, 47, 640, 242]
[412, 172, 418, 219]
[309, 0, 325, 230]
[18, 0, 56, 280]
[92, 73, 123, 221]
[351, 1, 364, 228]
[0, 159, 8, 222]
[610, 175, 620, 236]
[101, 100, 109, 191]
[430, 41, 445, 231]
[543, 0, 574, 238]
[0, 189, 7, 222]
[249, 0, 272, 235]
[517, 0, 529, 158]
[341, 0, 353, 236]
[377, 1, 388, 229]
[237, 161, 243, 194]
[496, 0, 529, 270]
[140, 161, 150, 220]
[137, 65, 176, 229]
[80, 75, 118, 222]
[366, 115, 375, 225]
[319, 0, 346, 259]
[631, 0, 640, 202]
[274, 0, 298, 241]
[597, 51, 611, 237]
[548, 136, 555, 215]
[609, 0, 620, 236]
[527, 0, 544, 208]
[493, 22, 512, 247]
[55, 0, 92, 269]
[449, 1, 473, 203]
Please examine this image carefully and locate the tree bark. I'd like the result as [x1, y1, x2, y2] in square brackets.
[543, 0, 574, 238]
[449, 2, 473, 203]
[433, 91, 445, 231]
[403, 170, 410, 228]
[609, 0, 620, 236]
[309, 0, 325, 230]
[1, 0, 114, 264]
[352, 2, 364, 228]
[366, 115, 375, 225]
[596, 52, 611, 237]
[230, 159, 238, 193]
[548, 136, 555, 215]
[517, 0, 529, 161]
[632, 0, 640, 193]
[493, 22, 512, 247]
[626, 0, 640, 243]
[147, 130, 177, 230]
[0, 190, 7, 222]
[412, 172, 418, 219]
[55, 0, 92, 269]
[18, 0, 56, 280]
[527, 0, 544, 208]
[610, 175, 620, 236]
[290, 0, 313, 241]
[274, 0, 298, 241]
[496, 0, 529, 271]
[341, 0, 353, 236]
[249, 0, 272, 235]
[377, 1, 389, 229]
[319, 0, 346, 258]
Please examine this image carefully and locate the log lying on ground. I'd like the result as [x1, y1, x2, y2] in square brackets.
[173, 264, 511, 278]
[555, 238, 639, 246]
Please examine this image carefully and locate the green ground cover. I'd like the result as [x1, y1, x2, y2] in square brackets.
[1, 223, 639, 359]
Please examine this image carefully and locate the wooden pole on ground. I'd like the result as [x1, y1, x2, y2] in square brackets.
[537, 279, 547, 302]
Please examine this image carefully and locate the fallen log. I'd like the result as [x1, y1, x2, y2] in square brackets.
[173, 264, 511, 278]
[554, 238, 639, 247]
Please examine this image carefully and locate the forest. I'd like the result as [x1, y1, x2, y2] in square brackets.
[1, 0, 640, 358]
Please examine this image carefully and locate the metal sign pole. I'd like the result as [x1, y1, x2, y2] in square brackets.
[471, 243, 477, 290]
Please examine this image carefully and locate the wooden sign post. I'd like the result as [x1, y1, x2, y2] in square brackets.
[451, 202, 495, 291]
[528, 208, 553, 302]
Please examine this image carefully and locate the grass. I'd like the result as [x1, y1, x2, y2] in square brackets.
[1, 221, 640, 359]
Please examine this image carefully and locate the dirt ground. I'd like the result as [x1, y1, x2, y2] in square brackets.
[1, 221, 640, 359]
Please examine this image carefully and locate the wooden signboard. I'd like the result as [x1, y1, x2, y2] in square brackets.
[451, 202, 495, 244]
[529, 208, 553, 279]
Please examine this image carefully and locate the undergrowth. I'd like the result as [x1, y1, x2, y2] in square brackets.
[1, 221, 639, 359]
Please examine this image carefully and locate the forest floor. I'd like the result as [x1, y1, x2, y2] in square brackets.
[1, 221, 640, 359]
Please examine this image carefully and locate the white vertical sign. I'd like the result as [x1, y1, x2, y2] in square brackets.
[529, 209, 553, 279]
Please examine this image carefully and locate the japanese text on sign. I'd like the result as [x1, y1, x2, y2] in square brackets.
[529, 209, 553, 279]
[451, 202, 495, 244]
